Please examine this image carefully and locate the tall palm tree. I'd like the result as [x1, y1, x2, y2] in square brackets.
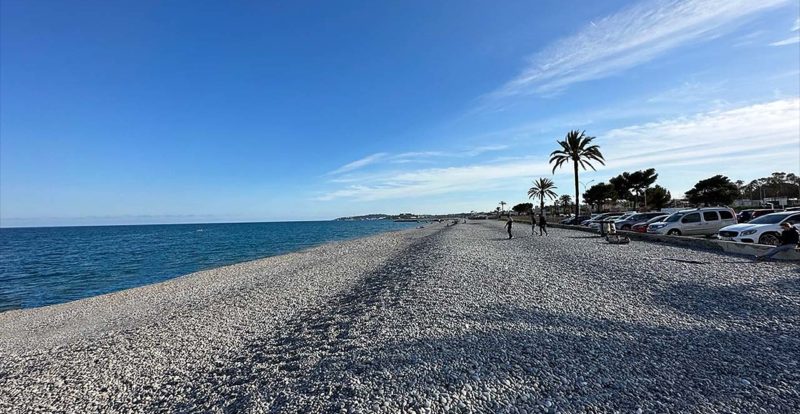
[499, 201, 507, 215]
[559, 194, 572, 214]
[549, 130, 605, 219]
[528, 178, 558, 214]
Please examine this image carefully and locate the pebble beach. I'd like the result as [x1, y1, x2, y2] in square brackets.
[1, 221, 798, 413]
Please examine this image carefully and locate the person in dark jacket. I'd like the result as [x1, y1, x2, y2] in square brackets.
[538, 213, 548, 236]
[530, 210, 536, 235]
[504, 216, 513, 239]
[756, 222, 799, 260]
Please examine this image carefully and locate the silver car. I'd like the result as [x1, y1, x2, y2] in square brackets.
[614, 212, 668, 231]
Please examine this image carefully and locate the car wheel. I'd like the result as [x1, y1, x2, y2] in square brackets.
[667, 229, 681, 236]
[758, 233, 780, 246]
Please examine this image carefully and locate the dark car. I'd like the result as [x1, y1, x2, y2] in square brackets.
[631, 214, 668, 233]
[561, 215, 590, 225]
[737, 209, 778, 223]
[614, 212, 668, 231]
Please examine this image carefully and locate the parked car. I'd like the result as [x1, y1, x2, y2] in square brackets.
[588, 212, 635, 230]
[582, 212, 627, 227]
[561, 215, 590, 225]
[614, 212, 668, 231]
[718, 211, 800, 245]
[631, 215, 668, 233]
[647, 207, 737, 236]
[737, 209, 778, 223]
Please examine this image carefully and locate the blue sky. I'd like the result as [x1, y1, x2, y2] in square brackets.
[1, 0, 799, 227]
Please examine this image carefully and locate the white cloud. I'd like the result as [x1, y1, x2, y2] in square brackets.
[327, 145, 509, 175]
[770, 17, 800, 46]
[762, 16, 800, 46]
[318, 99, 800, 201]
[327, 153, 388, 175]
[770, 37, 800, 46]
[646, 81, 727, 104]
[492, 0, 788, 97]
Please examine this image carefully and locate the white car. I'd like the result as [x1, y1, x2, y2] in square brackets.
[647, 207, 737, 236]
[718, 212, 800, 245]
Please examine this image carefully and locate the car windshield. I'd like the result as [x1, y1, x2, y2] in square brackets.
[616, 214, 633, 221]
[646, 215, 667, 224]
[665, 213, 684, 222]
[748, 214, 789, 225]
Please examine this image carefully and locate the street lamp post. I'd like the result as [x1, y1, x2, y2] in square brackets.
[580, 179, 595, 215]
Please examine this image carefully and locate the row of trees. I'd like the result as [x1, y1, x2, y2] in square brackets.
[583, 169, 672, 213]
[495, 131, 602, 217]
[736, 172, 800, 200]
[503, 130, 606, 218]
[511, 129, 798, 217]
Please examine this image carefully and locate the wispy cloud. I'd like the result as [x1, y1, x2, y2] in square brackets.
[327, 145, 509, 175]
[769, 17, 800, 46]
[327, 153, 388, 175]
[732, 30, 766, 47]
[492, 0, 788, 98]
[318, 99, 800, 201]
[646, 81, 727, 104]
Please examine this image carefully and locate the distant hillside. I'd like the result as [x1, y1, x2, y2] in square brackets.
[334, 214, 392, 221]
[335, 212, 472, 221]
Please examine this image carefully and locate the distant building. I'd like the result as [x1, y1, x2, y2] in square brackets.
[733, 197, 799, 208]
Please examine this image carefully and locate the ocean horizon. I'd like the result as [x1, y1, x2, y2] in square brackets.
[0, 220, 418, 312]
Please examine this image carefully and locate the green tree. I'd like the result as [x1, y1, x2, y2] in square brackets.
[609, 174, 630, 203]
[528, 178, 558, 214]
[685, 175, 740, 206]
[788, 173, 800, 199]
[628, 168, 659, 209]
[645, 185, 672, 210]
[558, 194, 572, 214]
[583, 182, 615, 213]
[511, 202, 533, 215]
[499, 201, 507, 215]
[549, 130, 605, 218]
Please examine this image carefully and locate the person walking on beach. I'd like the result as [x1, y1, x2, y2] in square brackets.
[530, 210, 536, 235]
[538, 213, 548, 236]
[505, 216, 514, 239]
[755, 222, 798, 261]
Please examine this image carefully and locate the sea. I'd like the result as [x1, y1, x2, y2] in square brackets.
[0, 220, 418, 312]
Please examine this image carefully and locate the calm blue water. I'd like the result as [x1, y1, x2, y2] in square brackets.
[0, 221, 417, 312]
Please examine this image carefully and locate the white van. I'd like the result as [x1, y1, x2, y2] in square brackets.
[647, 207, 737, 236]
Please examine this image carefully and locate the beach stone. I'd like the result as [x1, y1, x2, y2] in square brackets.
[0, 221, 797, 412]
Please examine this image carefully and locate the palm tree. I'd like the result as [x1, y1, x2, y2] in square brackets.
[499, 201, 507, 215]
[559, 194, 572, 214]
[549, 130, 605, 219]
[528, 178, 558, 214]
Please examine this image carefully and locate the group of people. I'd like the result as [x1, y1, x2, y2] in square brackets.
[504, 214, 547, 239]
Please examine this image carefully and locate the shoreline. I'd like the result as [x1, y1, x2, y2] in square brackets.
[0, 221, 422, 314]
[1, 221, 797, 412]
[0, 223, 434, 351]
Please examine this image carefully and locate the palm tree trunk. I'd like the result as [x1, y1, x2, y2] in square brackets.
[572, 160, 581, 217]
[573, 160, 579, 219]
